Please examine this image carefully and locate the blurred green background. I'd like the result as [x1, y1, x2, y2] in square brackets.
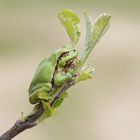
[0, 0, 140, 140]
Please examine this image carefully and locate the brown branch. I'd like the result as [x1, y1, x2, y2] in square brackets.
[0, 103, 44, 140]
[0, 81, 75, 140]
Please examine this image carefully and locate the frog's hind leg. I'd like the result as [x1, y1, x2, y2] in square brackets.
[29, 87, 51, 104]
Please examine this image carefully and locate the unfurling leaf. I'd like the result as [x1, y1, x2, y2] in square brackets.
[52, 92, 68, 109]
[81, 13, 111, 63]
[52, 96, 63, 109]
[58, 9, 81, 45]
[77, 67, 95, 82]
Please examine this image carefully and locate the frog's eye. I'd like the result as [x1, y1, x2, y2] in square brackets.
[60, 52, 69, 58]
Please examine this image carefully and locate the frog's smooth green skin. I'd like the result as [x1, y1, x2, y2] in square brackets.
[28, 44, 79, 106]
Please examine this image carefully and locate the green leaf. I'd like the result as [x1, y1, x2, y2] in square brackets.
[76, 67, 95, 82]
[83, 12, 93, 51]
[36, 102, 54, 123]
[42, 102, 53, 116]
[52, 96, 64, 109]
[52, 92, 68, 109]
[58, 9, 81, 45]
[61, 92, 69, 98]
[81, 13, 111, 63]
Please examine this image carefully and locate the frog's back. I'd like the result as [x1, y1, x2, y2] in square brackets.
[29, 45, 75, 90]
[29, 48, 67, 89]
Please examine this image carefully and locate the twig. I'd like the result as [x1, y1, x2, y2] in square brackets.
[0, 103, 44, 140]
[0, 80, 75, 140]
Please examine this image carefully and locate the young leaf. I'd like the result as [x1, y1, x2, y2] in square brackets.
[58, 9, 81, 45]
[81, 13, 111, 63]
[83, 12, 93, 51]
[36, 102, 54, 123]
[52, 92, 68, 109]
[76, 67, 95, 82]
[52, 96, 64, 109]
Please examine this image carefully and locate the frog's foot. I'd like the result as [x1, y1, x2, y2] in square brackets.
[29, 87, 52, 104]
[29, 82, 52, 94]
[37, 91, 51, 101]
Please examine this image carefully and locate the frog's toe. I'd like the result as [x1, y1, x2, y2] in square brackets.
[38, 92, 51, 100]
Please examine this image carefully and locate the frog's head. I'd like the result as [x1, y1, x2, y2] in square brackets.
[58, 44, 79, 70]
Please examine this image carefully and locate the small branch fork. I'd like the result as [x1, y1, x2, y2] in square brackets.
[0, 81, 75, 140]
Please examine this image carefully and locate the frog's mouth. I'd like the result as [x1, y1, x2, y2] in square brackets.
[59, 51, 77, 68]
[64, 58, 76, 69]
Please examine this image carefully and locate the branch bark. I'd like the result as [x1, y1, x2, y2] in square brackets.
[0, 80, 75, 140]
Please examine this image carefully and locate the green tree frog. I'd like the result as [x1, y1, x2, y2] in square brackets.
[28, 44, 79, 107]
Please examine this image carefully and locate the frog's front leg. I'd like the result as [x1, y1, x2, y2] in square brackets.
[54, 71, 73, 86]
[29, 83, 52, 104]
